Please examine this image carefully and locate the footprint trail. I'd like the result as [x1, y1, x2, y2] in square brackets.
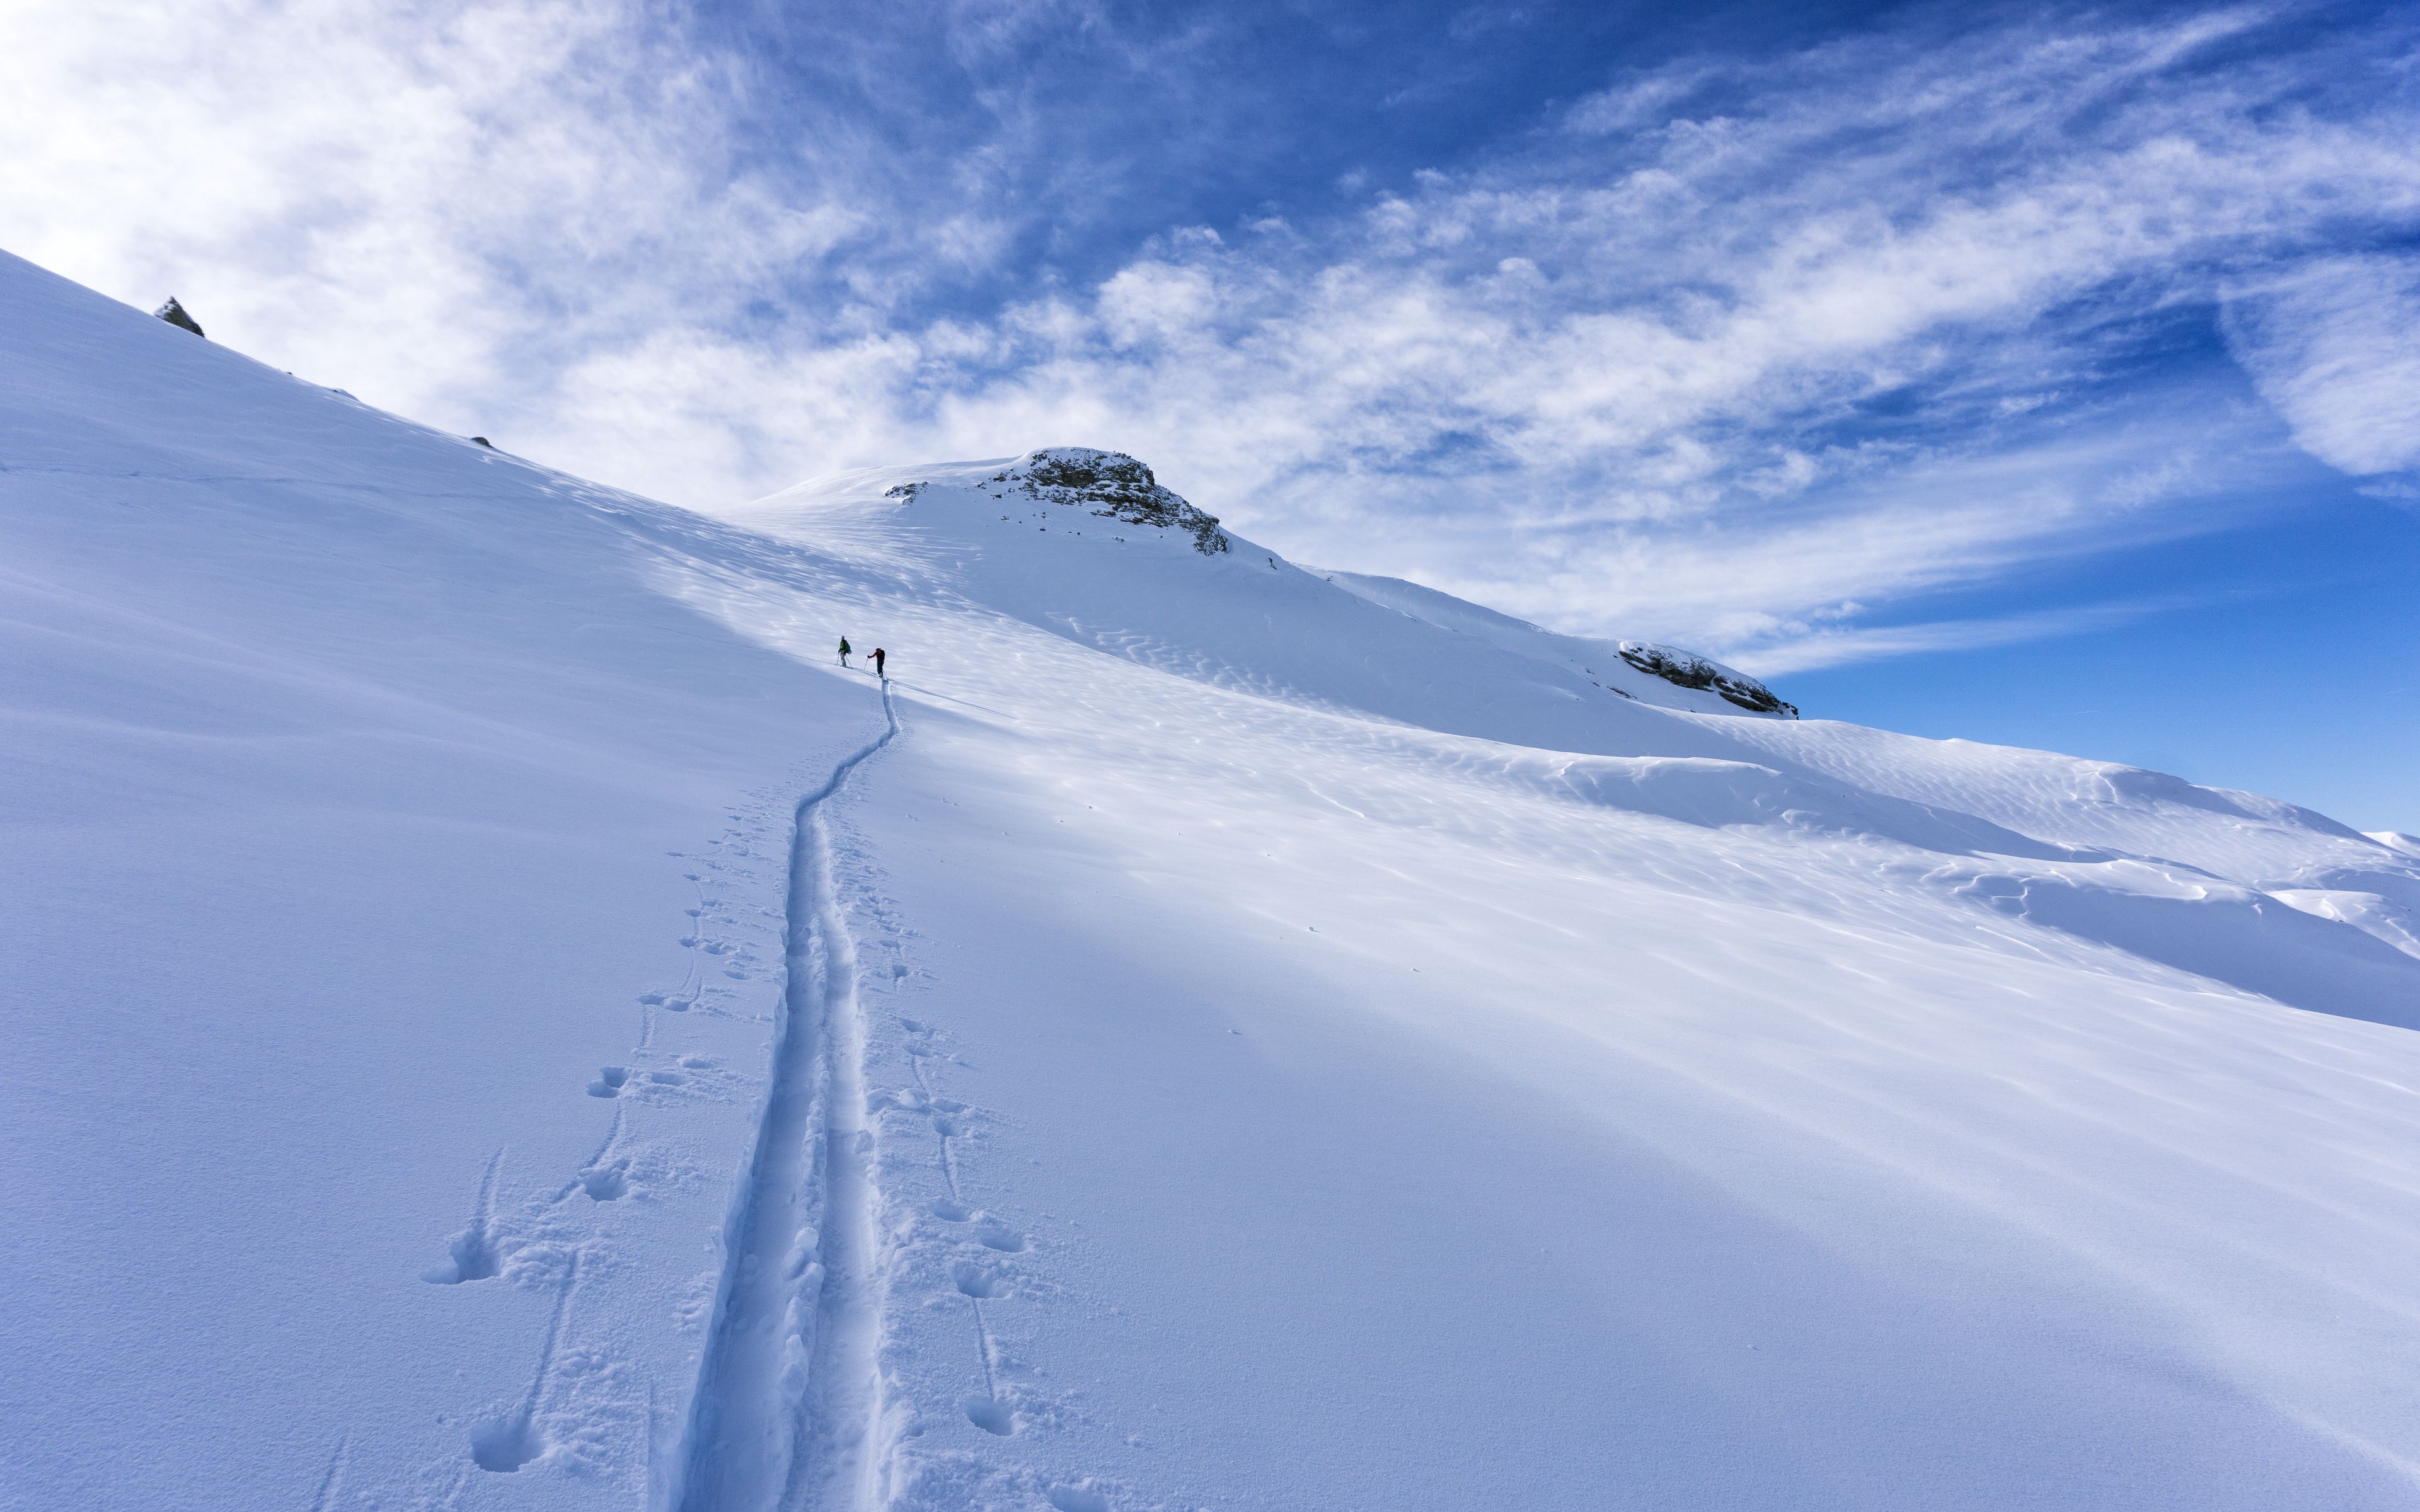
[471, 1256, 579, 1474]
[904, 1024, 1013, 1435]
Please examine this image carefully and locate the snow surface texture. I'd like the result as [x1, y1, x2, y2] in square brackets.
[6, 247, 2420, 1510]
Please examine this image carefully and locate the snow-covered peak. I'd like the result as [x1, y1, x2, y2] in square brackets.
[727, 451, 1799, 745]
[751, 447, 1231, 558]
[991, 447, 1231, 555]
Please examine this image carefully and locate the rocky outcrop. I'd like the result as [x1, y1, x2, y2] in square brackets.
[154, 297, 204, 338]
[994, 448, 1230, 554]
[1618, 641, 1797, 718]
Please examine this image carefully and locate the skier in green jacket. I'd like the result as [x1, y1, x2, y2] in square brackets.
[838, 636, 851, 668]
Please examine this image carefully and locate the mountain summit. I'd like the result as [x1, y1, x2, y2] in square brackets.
[734, 449, 1801, 738]
[991, 446, 1231, 554]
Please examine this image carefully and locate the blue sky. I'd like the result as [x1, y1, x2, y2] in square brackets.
[4, 0, 2416, 827]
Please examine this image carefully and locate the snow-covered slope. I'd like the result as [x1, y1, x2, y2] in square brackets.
[750, 451, 1796, 728]
[1316, 565, 1799, 715]
[8, 249, 2420, 1511]
[0, 253, 887, 1509]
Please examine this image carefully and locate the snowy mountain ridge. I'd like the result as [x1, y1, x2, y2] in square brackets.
[718, 454, 2420, 1024]
[8, 246, 2420, 1511]
[992, 447, 1231, 556]
[735, 449, 1802, 726]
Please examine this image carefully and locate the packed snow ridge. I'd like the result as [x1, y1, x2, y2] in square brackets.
[10, 247, 2420, 1512]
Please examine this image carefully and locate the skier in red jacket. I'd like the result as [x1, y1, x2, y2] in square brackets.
[871, 647, 887, 679]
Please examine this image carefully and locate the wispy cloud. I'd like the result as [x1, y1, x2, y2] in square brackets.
[1727, 596, 2213, 678]
[2221, 253, 2420, 479]
[0, 0, 853, 430]
[3, 0, 2415, 673]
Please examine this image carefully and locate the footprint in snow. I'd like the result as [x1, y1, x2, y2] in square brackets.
[589, 1063, 715, 1102]
[972, 1223, 1025, 1253]
[952, 1261, 1006, 1298]
[468, 1414, 543, 1473]
[423, 1227, 502, 1285]
[964, 1397, 1015, 1436]
[423, 1152, 506, 1283]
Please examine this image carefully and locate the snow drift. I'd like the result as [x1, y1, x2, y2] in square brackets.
[7, 248, 2420, 1511]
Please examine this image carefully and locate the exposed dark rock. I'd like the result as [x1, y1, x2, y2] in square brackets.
[1000, 447, 1230, 554]
[884, 481, 925, 500]
[1618, 641, 1797, 718]
[154, 297, 204, 338]
[470, 437, 494, 449]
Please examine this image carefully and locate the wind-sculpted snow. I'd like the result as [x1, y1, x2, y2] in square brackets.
[10, 244, 2420, 1511]
[1710, 715, 2407, 890]
[1950, 865, 2420, 1029]
[1530, 752, 2092, 858]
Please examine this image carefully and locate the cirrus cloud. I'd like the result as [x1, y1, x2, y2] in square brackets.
[3, 0, 2414, 670]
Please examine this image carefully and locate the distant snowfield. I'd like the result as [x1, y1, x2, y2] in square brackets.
[6, 251, 2420, 1511]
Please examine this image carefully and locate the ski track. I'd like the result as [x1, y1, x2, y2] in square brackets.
[674, 682, 901, 1512]
[308, 1435, 349, 1512]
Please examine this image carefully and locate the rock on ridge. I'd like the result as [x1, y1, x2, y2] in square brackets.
[154, 297, 205, 338]
[991, 447, 1230, 555]
[1618, 641, 1797, 718]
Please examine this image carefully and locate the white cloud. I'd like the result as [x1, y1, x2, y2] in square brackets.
[1722, 600, 2175, 678]
[3, 0, 2414, 672]
[2222, 254, 2420, 478]
[0, 0, 867, 438]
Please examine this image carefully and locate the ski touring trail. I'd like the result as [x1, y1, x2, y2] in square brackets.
[674, 682, 901, 1512]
